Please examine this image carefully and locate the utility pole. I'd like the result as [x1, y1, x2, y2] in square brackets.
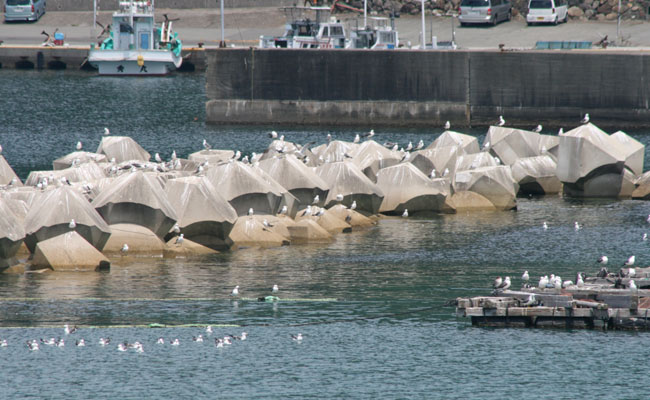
[219, 0, 226, 47]
[421, 0, 425, 48]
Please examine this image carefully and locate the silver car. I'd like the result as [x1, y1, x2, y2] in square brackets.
[459, 0, 511, 26]
[4, 0, 46, 22]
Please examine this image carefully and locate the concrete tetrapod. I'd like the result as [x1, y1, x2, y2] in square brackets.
[31, 231, 110, 272]
[23, 186, 111, 253]
[350, 140, 401, 183]
[557, 123, 643, 198]
[0, 155, 22, 187]
[452, 165, 518, 211]
[632, 171, 650, 200]
[0, 199, 26, 270]
[96, 136, 151, 163]
[206, 161, 283, 216]
[257, 154, 329, 210]
[91, 171, 177, 238]
[376, 163, 454, 215]
[188, 149, 235, 164]
[52, 151, 108, 170]
[315, 161, 384, 215]
[455, 152, 499, 173]
[511, 155, 562, 196]
[311, 140, 359, 164]
[250, 164, 300, 216]
[295, 206, 352, 234]
[103, 223, 166, 256]
[409, 145, 464, 179]
[163, 176, 238, 251]
[484, 126, 541, 166]
[227, 215, 291, 248]
[427, 130, 480, 154]
[26, 162, 107, 186]
[326, 204, 375, 229]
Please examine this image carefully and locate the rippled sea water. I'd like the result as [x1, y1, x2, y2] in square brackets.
[1, 70, 650, 399]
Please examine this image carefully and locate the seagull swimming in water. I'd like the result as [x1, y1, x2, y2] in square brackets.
[291, 333, 303, 342]
[64, 324, 77, 335]
[542, 221, 548, 230]
[272, 284, 279, 293]
[644, 233, 648, 241]
[99, 337, 110, 346]
[533, 125, 542, 133]
[171, 339, 180, 346]
[231, 285, 240, 296]
[574, 221, 581, 231]
[206, 326, 213, 334]
[76, 339, 85, 347]
[157, 337, 165, 344]
[581, 113, 590, 124]
[498, 115, 505, 126]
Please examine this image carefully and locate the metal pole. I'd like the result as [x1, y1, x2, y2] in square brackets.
[364, 0, 367, 28]
[93, 0, 96, 29]
[220, 0, 225, 47]
[421, 0, 425, 48]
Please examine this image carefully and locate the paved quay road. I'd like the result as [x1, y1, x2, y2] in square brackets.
[1, 8, 650, 48]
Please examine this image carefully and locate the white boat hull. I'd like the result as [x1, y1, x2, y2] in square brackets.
[88, 49, 182, 76]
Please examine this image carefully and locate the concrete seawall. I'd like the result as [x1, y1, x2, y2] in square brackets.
[205, 48, 650, 128]
[45, 0, 293, 11]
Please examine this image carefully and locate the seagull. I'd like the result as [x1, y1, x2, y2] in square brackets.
[391, 144, 398, 152]
[647, 214, 650, 223]
[327, 133, 332, 142]
[291, 333, 303, 341]
[76, 141, 82, 151]
[171, 150, 177, 160]
[76, 339, 85, 347]
[443, 168, 450, 177]
[336, 193, 344, 202]
[629, 268, 636, 278]
[171, 339, 180, 346]
[272, 284, 279, 293]
[215, 338, 224, 348]
[27, 341, 39, 351]
[498, 115, 505, 126]
[248, 208, 254, 216]
[406, 141, 413, 151]
[598, 255, 608, 265]
[367, 129, 375, 138]
[175, 233, 184, 245]
[522, 271, 529, 282]
[120, 243, 129, 255]
[538, 275, 549, 289]
[630, 280, 637, 291]
[521, 293, 536, 306]
[350, 201, 357, 210]
[263, 219, 273, 228]
[68, 219, 76, 229]
[542, 221, 548, 230]
[0, 339, 7, 347]
[353, 134, 360, 144]
[402, 209, 409, 218]
[117, 343, 128, 352]
[0, 144, 3, 154]
[574, 221, 580, 231]
[623, 255, 635, 267]
[269, 131, 278, 139]
[304, 205, 313, 216]
[231, 285, 240, 296]
[193, 335, 204, 343]
[57, 339, 65, 347]
[156, 337, 165, 344]
[493, 276, 503, 289]
[206, 326, 213, 334]
[429, 169, 436, 179]
[444, 121, 451, 130]
[99, 337, 110, 346]
[313, 195, 320, 204]
[596, 267, 609, 278]
[415, 140, 424, 150]
[64, 324, 77, 335]
[483, 140, 490, 149]
[202, 139, 211, 150]
[581, 113, 590, 124]
[558, 127, 564, 135]
[173, 223, 181, 234]
[644, 233, 648, 241]
[577, 273, 585, 287]
[280, 205, 288, 215]
[496, 276, 511, 291]
[104, 127, 110, 136]
[533, 125, 542, 133]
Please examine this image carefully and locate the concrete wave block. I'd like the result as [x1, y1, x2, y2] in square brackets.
[188, 149, 235, 164]
[410, 145, 463, 178]
[0, 199, 25, 269]
[315, 161, 384, 215]
[228, 216, 290, 248]
[484, 127, 541, 166]
[326, 204, 376, 228]
[428, 131, 480, 154]
[102, 223, 166, 256]
[295, 207, 351, 234]
[453, 166, 517, 210]
[511, 155, 561, 195]
[288, 219, 333, 244]
[0, 155, 22, 187]
[96, 136, 150, 163]
[52, 151, 108, 170]
[163, 236, 219, 258]
[350, 140, 401, 183]
[31, 231, 110, 272]
[448, 191, 497, 211]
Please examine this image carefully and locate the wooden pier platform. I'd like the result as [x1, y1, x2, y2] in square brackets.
[456, 273, 650, 330]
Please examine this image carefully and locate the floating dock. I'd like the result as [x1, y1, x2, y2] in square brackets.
[456, 272, 650, 330]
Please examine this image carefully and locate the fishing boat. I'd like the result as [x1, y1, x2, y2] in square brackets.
[88, 0, 182, 76]
[347, 16, 399, 49]
[259, 6, 347, 49]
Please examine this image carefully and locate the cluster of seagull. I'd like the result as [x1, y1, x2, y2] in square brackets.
[17, 323, 304, 353]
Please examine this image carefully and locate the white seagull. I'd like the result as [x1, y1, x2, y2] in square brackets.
[154, 153, 162, 163]
[350, 201, 357, 210]
[496, 276, 511, 290]
[248, 208, 254, 216]
[630, 280, 637, 291]
[498, 115, 505, 126]
[272, 284, 279, 293]
[521, 271, 529, 282]
[574, 221, 581, 231]
[269, 130, 278, 139]
[521, 293, 536, 306]
[76, 141, 82, 151]
[280, 205, 288, 215]
[402, 209, 409, 218]
[493, 276, 503, 289]
[533, 125, 542, 133]
[69, 219, 76, 229]
[157, 337, 165, 344]
[353, 134, 360, 144]
[444, 121, 451, 130]
[231, 285, 240, 296]
[121, 243, 129, 255]
[313, 195, 320, 204]
[175, 233, 184, 245]
[558, 127, 564, 135]
[291, 333, 303, 342]
[581, 113, 590, 124]
[542, 221, 548, 230]
[336, 193, 344, 202]
[64, 324, 77, 335]
[598, 255, 608, 265]
[624, 255, 635, 267]
[416, 140, 424, 150]
[643, 233, 648, 241]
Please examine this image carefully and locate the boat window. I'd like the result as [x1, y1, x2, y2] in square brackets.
[7, 0, 30, 4]
[460, 0, 489, 6]
[529, 0, 552, 8]
[330, 26, 343, 36]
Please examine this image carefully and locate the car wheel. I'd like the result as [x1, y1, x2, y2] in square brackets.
[563, 13, 568, 23]
[553, 16, 558, 25]
[492, 15, 498, 26]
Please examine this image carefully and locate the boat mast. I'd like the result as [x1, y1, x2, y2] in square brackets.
[130, 0, 135, 48]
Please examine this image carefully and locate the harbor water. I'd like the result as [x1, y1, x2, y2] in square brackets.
[1, 70, 650, 399]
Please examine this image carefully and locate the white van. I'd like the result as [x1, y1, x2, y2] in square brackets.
[526, 0, 568, 25]
[4, 0, 46, 22]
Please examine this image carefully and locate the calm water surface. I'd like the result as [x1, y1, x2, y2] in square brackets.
[1, 71, 650, 399]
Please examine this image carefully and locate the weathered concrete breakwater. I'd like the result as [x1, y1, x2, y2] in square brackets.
[0, 121, 648, 272]
[0, 46, 207, 72]
[205, 48, 650, 129]
[456, 267, 650, 330]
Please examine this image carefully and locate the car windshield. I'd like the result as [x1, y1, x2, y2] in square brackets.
[529, 0, 553, 8]
[7, 0, 30, 5]
[461, 0, 489, 6]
